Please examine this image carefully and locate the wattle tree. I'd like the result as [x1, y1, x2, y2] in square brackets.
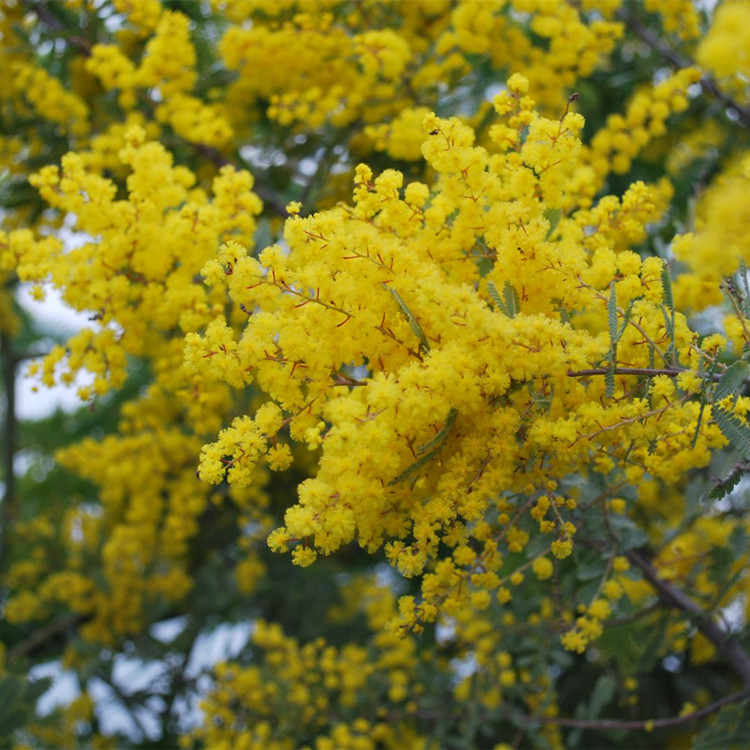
[2, 1, 750, 748]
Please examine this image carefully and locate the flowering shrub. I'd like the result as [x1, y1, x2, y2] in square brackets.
[3, 1, 750, 748]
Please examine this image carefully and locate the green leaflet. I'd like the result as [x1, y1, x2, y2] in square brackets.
[386, 285, 430, 353]
[714, 361, 750, 402]
[691, 698, 750, 750]
[544, 207, 562, 240]
[740, 259, 750, 320]
[416, 407, 458, 455]
[389, 408, 459, 485]
[487, 280, 503, 310]
[661, 264, 674, 309]
[604, 368, 615, 400]
[713, 406, 750, 459]
[661, 265, 677, 366]
[606, 281, 617, 399]
[487, 280, 521, 318]
[607, 281, 617, 347]
[708, 464, 745, 500]
[588, 674, 616, 718]
[690, 399, 707, 451]
[617, 301, 634, 340]
[388, 448, 442, 485]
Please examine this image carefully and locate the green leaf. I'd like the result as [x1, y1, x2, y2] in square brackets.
[605, 281, 618, 399]
[707, 466, 743, 501]
[661, 264, 674, 310]
[616, 301, 634, 341]
[503, 281, 520, 318]
[589, 674, 616, 717]
[739, 259, 750, 320]
[487, 280, 520, 318]
[487, 280, 507, 315]
[714, 362, 750, 402]
[388, 444, 443, 486]
[544, 207, 562, 240]
[608, 513, 649, 550]
[0, 176, 39, 209]
[0, 675, 52, 737]
[576, 557, 607, 582]
[691, 698, 750, 750]
[416, 408, 458, 455]
[386, 286, 430, 353]
[389, 408, 459, 484]
[608, 281, 617, 345]
[714, 406, 750, 459]
[691, 399, 707, 451]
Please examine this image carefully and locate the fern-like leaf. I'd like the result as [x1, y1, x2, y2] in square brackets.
[714, 361, 750, 402]
[502, 280, 520, 318]
[714, 406, 750, 458]
[691, 698, 750, 750]
[661, 264, 674, 309]
[608, 281, 617, 345]
[740, 259, 750, 320]
[416, 407, 458, 455]
[387, 286, 430, 353]
[487, 280, 508, 315]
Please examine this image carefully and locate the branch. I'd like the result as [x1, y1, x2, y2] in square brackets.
[7, 613, 81, 662]
[22, 0, 92, 55]
[617, 3, 750, 128]
[528, 688, 750, 731]
[0, 331, 17, 574]
[567, 366, 732, 384]
[569, 366, 683, 378]
[626, 548, 750, 688]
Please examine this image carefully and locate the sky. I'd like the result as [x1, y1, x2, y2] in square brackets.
[16, 285, 93, 420]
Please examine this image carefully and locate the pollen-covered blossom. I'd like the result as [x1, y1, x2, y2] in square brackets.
[191, 82, 730, 641]
[4, 124, 269, 641]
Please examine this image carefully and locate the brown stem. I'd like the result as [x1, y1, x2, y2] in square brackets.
[626, 549, 750, 688]
[567, 366, 731, 383]
[617, 3, 750, 128]
[530, 688, 750, 731]
[7, 614, 81, 662]
[23, 0, 92, 55]
[0, 331, 16, 575]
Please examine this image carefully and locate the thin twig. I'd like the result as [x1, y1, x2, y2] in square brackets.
[7, 614, 81, 662]
[567, 365, 732, 384]
[0, 331, 16, 575]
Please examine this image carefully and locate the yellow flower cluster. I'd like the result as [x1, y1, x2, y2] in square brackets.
[85, 11, 233, 146]
[586, 67, 702, 179]
[187, 80, 738, 644]
[697, 0, 750, 83]
[212, 0, 624, 144]
[3, 126, 273, 641]
[645, 0, 702, 40]
[189, 596, 426, 750]
[672, 153, 750, 281]
[11, 62, 90, 137]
